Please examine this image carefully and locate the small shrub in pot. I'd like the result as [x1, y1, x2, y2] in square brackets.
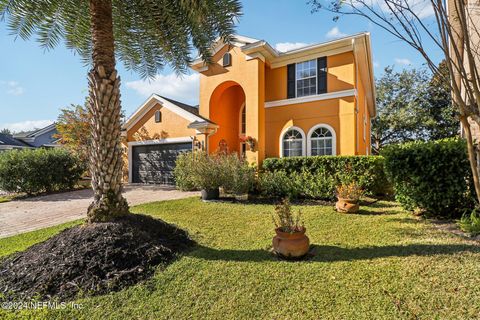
[335, 182, 364, 213]
[272, 198, 309, 258]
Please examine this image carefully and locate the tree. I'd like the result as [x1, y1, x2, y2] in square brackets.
[311, 0, 480, 204]
[56, 103, 91, 162]
[1, 0, 242, 222]
[0, 128, 12, 136]
[372, 66, 431, 153]
[425, 60, 458, 140]
[372, 62, 457, 153]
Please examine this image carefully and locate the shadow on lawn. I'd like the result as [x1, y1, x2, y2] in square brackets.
[189, 243, 480, 263]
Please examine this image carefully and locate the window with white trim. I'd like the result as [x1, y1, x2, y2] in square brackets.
[282, 129, 303, 157]
[296, 59, 317, 97]
[310, 127, 333, 156]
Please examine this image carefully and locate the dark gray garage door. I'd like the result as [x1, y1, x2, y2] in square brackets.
[132, 142, 192, 185]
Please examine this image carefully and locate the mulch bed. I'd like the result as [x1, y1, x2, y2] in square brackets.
[0, 214, 195, 301]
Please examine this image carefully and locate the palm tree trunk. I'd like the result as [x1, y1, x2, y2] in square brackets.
[87, 0, 129, 222]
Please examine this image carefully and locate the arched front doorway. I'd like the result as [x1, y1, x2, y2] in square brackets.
[209, 81, 246, 155]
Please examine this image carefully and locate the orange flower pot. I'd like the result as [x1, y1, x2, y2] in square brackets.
[272, 227, 310, 258]
[335, 197, 360, 213]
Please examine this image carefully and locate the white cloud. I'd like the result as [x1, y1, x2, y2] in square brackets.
[274, 42, 309, 53]
[373, 61, 380, 68]
[126, 73, 199, 106]
[326, 27, 347, 39]
[0, 120, 53, 133]
[1, 80, 25, 96]
[395, 58, 412, 65]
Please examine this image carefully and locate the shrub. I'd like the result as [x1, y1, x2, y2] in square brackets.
[382, 138, 475, 218]
[260, 156, 389, 199]
[174, 152, 197, 191]
[175, 152, 256, 193]
[221, 154, 256, 195]
[0, 148, 85, 195]
[459, 208, 480, 236]
[272, 198, 304, 233]
[336, 182, 364, 200]
[258, 170, 300, 199]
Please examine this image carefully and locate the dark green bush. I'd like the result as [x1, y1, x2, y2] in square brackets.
[261, 156, 389, 199]
[382, 138, 475, 218]
[0, 148, 86, 195]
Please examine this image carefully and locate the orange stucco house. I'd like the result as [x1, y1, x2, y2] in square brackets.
[123, 33, 376, 184]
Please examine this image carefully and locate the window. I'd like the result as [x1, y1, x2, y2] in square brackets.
[155, 110, 162, 123]
[282, 128, 304, 157]
[241, 105, 246, 134]
[222, 52, 232, 67]
[296, 59, 317, 97]
[308, 124, 336, 156]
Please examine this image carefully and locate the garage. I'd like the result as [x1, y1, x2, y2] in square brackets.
[131, 141, 192, 185]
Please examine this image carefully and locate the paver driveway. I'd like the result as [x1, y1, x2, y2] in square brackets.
[0, 185, 198, 238]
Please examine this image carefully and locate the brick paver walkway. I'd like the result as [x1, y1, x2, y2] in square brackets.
[0, 185, 197, 238]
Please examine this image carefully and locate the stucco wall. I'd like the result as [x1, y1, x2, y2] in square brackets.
[126, 103, 197, 142]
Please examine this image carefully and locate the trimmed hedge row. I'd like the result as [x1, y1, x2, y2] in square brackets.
[0, 148, 85, 195]
[261, 156, 389, 198]
[382, 138, 475, 218]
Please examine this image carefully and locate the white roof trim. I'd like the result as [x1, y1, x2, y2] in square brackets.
[123, 95, 205, 131]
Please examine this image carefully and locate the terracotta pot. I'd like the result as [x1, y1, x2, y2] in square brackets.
[336, 197, 360, 213]
[201, 188, 219, 200]
[272, 227, 310, 258]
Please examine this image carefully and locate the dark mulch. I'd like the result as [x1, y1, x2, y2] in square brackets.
[0, 214, 195, 301]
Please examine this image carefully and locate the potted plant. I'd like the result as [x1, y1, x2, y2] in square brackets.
[335, 182, 364, 213]
[239, 135, 256, 151]
[272, 198, 310, 258]
[191, 152, 222, 200]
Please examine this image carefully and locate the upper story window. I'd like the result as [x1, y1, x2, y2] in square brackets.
[222, 52, 232, 67]
[155, 110, 162, 123]
[296, 59, 317, 97]
[287, 57, 327, 99]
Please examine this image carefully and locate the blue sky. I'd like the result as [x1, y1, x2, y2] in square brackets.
[0, 0, 442, 132]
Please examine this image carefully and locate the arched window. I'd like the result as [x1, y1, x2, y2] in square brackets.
[281, 127, 305, 157]
[154, 110, 162, 123]
[222, 52, 232, 67]
[307, 124, 336, 156]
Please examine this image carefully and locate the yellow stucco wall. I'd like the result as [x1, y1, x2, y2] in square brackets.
[126, 103, 197, 142]
[198, 45, 266, 163]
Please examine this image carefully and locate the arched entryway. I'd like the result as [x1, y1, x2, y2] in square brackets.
[209, 81, 246, 155]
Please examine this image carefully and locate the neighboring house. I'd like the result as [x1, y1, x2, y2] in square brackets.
[0, 133, 30, 152]
[123, 33, 376, 184]
[13, 123, 60, 148]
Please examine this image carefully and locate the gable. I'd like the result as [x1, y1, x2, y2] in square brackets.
[124, 95, 206, 131]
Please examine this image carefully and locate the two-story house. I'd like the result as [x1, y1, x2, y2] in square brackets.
[123, 33, 376, 184]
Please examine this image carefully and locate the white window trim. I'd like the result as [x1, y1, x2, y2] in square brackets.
[127, 137, 193, 183]
[295, 59, 317, 98]
[279, 126, 306, 157]
[307, 124, 337, 156]
[265, 89, 357, 108]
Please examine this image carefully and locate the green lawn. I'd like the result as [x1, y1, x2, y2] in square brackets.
[1, 197, 480, 319]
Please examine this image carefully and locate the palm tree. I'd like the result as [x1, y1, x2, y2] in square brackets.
[1, 0, 241, 222]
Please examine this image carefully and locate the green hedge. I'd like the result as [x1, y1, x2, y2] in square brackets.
[382, 138, 475, 218]
[0, 148, 85, 195]
[260, 156, 390, 200]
